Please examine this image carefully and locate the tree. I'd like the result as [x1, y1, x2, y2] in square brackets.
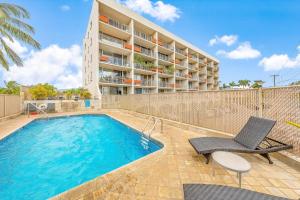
[290, 80, 300, 86]
[252, 80, 264, 88]
[222, 83, 229, 89]
[228, 81, 237, 88]
[0, 80, 20, 94]
[0, 3, 40, 70]
[29, 83, 57, 100]
[79, 88, 91, 99]
[238, 80, 251, 88]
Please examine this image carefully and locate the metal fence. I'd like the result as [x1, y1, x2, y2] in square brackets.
[24, 100, 101, 113]
[102, 86, 300, 156]
[0, 94, 21, 119]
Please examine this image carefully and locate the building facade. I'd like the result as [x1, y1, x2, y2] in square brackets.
[83, 0, 219, 98]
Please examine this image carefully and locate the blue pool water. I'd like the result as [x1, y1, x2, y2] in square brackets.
[0, 115, 162, 199]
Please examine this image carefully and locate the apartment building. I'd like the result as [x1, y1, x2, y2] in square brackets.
[83, 0, 219, 98]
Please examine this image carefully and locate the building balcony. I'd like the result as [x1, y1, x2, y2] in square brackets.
[134, 30, 153, 43]
[99, 76, 132, 86]
[207, 63, 214, 69]
[134, 46, 156, 59]
[188, 64, 198, 71]
[157, 67, 174, 77]
[99, 55, 131, 71]
[199, 78, 206, 83]
[189, 86, 199, 90]
[175, 72, 187, 80]
[207, 79, 214, 84]
[188, 54, 198, 63]
[158, 54, 173, 65]
[207, 71, 213, 77]
[198, 58, 206, 66]
[135, 80, 156, 87]
[134, 30, 156, 48]
[159, 82, 173, 88]
[99, 15, 129, 32]
[134, 63, 157, 75]
[99, 33, 132, 54]
[175, 48, 186, 56]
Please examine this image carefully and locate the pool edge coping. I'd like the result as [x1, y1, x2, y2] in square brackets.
[0, 112, 166, 200]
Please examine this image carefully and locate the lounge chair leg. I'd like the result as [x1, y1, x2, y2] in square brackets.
[203, 153, 211, 164]
[260, 153, 273, 164]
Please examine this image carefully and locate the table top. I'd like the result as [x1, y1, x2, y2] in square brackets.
[212, 151, 251, 173]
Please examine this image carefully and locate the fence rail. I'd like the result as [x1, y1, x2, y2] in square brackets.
[0, 94, 21, 119]
[102, 86, 300, 156]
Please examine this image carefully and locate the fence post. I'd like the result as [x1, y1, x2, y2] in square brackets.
[258, 88, 263, 117]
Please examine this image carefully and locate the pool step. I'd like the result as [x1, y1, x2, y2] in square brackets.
[141, 136, 150, 150]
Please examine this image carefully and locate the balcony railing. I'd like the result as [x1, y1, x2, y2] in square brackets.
[175, 72, 186, 78]
[99, 33, 124, 49]
[134, 63, 156, 72]
[159, 82, 172, 88]
[159, 42, 174, 51]
[190, 55, 198, 61]
[207, 63, 213, 69]
[140, 80, 155, 86]
[99, 76, 129, 84]
[99, 15, 129, 32]
[198, 58, 205, 65]
[207, 71, 213, 76]
[189, 86, 199, 90]
[134, 30, 153, 42]
[199, 78, 206, 83]
[188, 64, 197, 70]
[158, 53, 171, 62]
[100, 55, 129, 67]
[175, 48, 186, 56]
[134, 46, 155, 58]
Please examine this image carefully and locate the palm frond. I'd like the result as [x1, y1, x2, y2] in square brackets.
[0, 27, 14, 41]
[6, 17, 35, 34]
[2, 22, 40, 49]
[0, 50, 9, 70]
[0, 38, 23, 66]
[0, 7, 9, 18]
[0, 3, 30, 18]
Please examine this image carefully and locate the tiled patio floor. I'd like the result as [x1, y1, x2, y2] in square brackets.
[1, 110, 299, 200]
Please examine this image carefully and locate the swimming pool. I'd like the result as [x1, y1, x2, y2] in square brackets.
[0, 114, 162, 199]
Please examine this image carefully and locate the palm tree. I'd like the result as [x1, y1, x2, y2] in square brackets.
[0, 3, 40, 70]
[228, 81, 237, 88]
[252, 80, 264, 88]
[238, 80, 251, 88]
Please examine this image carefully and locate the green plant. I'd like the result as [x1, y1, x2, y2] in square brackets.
[29, 83, 57, 100]
[252, 80, 264, 88]
[134, 54, 154, 69]
[0, 80, 20, 94]
[228, 81, 237, 88]
[164, 66, 174, 74]
[0, 3, 40, 70]
[238, 80, 251, 88]
[79, 88, 91, 99]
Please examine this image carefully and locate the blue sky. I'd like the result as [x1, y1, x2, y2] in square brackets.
[0, 0, 299, 88]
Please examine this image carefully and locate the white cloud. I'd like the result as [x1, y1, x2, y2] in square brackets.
[217, 42, 261, 59]
[119, 0, 180, 22]
[209, 35, 238, 46]
[2, 44, 82, 89]
[60, 5, 71, 12]
[3, 38, 28, 57]
[259, 46, 300, 71]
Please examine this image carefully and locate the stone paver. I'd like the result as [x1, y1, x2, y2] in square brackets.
[1, 110, 299, 200]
